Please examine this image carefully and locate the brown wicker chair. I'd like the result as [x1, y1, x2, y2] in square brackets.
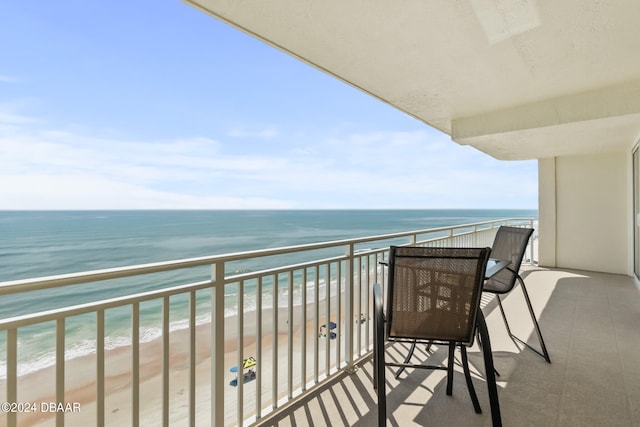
[373, 246, 501, 427]
[483, 226, 550, 363]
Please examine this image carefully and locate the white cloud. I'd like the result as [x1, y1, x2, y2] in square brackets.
[0, 99, 39, 135]
[227, 127, 279, 139]
[275, 129, 537, 208]
[0, 112, 32, 125]
[0, 107, 537, 209]
[0, 75, 19, 83]
[0, 114, 296, 208]
[0, 174, 292, 209]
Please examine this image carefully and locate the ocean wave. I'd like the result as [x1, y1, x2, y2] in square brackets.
[0, 311, 218, 380]
[0, 276, 347, 380]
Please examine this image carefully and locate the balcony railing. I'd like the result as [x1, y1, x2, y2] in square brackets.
[0, 218, 534, 427]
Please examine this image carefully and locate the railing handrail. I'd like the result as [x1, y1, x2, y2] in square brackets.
[0, 217, 531, 296]
[0, 279, 212, 329]
[0, 217, 535, 427]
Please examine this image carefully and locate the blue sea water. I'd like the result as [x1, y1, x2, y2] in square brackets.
[0, 209, 536, 377]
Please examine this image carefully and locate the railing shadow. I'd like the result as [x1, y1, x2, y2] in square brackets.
[257, 266, 559, 427]
[256, 340, 501, 426]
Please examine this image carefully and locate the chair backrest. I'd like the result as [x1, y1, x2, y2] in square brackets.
[386, 246, 491, 346]
[484, 226, 534, 294]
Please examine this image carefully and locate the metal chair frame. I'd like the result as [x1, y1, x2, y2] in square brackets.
[373, 246, 501, 427]
[483, 226, 551, 363]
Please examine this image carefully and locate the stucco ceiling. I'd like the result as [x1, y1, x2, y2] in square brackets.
[184, 0, 640, 160]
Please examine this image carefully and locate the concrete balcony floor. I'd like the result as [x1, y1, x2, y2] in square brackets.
[256, 267, 640, 426]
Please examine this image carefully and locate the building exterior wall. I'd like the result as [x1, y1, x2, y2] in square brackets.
[538, 151, 630, 274]
[538, 158, 557, 268]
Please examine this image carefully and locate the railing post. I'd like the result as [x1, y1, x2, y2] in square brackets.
[344, 244, 357, 374]
[132, 303, 140, 427]
[188, 291, 196, 427]
[287, 273, 294, 399]
[530, 218, 536, 264]
[96, 310, 105, 427]
[162, 296, 170, 427]
[473, 225, 478, 247]
[6, 329, 17, 427]
[237, 280, 244, 425]
[273, 274, 279, 407]
[56, 318, 65, 427]
[301, 269, 307, 393]
[211, 262, 225, 427]
[313, 265, 320, 383]
[255, 276, 263, 418]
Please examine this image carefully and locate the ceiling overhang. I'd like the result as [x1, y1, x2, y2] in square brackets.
[183, 0, 640, 160]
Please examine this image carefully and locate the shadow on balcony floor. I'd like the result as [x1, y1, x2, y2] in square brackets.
[256, 267, 640, 427]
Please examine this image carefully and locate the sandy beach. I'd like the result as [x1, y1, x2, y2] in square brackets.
[0, 292, 360, 427]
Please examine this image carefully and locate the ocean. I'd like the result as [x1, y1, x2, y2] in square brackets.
[0, 209, 536, 378]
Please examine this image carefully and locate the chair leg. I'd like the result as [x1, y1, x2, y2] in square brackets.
[476, 330, 500, 377]
[373, 284, 386, 426]
[394, 340, 417, 379]
[446, 343, 455, 396]
[517, 276, 551, 363]
[460, 344, 482, 414]
[425, 341, 433, 353]
[375, 339, 386, 426]
[476, 312, 502, 427]
[496, 278, 551, 363]
[373, 320, 378, 391]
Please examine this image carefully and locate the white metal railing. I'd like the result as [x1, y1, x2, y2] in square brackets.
[0, 218, 535, 427]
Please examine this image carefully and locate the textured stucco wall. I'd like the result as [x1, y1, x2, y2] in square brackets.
[538, 152, 630, 274]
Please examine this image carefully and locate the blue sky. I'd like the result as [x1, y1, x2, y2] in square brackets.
[0, 1, 537, 210]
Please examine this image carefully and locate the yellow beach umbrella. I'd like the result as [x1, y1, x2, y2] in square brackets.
[243, 356, 257, 369]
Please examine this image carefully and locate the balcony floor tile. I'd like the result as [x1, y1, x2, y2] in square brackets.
[256, 267, 640, 427]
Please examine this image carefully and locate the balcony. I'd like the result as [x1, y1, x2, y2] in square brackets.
[257, 266, 640, 426]
[1, 219, 639, 426]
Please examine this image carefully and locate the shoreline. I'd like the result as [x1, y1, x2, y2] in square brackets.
[0, 278, 341, 381]
[0, 294, 354, 427]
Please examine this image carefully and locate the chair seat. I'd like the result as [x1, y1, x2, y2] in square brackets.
[483, 270, 513, 294]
